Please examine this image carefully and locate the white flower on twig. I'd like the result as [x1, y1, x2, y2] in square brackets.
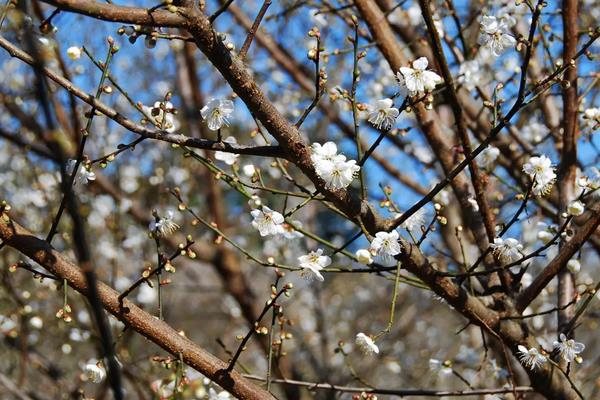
[553, 333, 585, 362]
[478, 15, 516, 56]
[201, 98, 234, 131]
[397, 57, 442, 96]
[251, 206, 284, 237]
[214, 136, 240, 165]
[355, 332, 379, 355]
[370, 230, 401, 258]
[368, 98, 399, 130]
[149, 210, 179, 237]
[517, 345, 547, 370]
[491, 237, 523, 263]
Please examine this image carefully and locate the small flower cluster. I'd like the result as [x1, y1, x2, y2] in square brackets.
[478, 15, 516, 56]
[311, 142, 360, 190]
[298, 248, 331, 282]
[523, 155, 556, 196]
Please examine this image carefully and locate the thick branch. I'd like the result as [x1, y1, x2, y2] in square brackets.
[0, 216, 275, 400]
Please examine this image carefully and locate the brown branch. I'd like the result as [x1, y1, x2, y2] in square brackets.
[0, 215, 275, 400]
[0, 36, 284, 159]
[238, 0, 272, 61]
[42, 0, 185, 26]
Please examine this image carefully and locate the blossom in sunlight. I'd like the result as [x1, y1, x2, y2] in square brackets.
[478, 15, 516, 56]
[355, 332, 379, 355]
[491, 237, 522, 263]
[317, 157, 360, 190]
[143, 101, 177, 133]
[214, 136, 240, 165]
[149, 210, 179, 237]
[84, 362, 106, 383]
[567, 200, 585, 216]
[298, 248, 331, 282]
[582, 107, 599, 131]
[458, 59, 484, 90]
[355, 249, 373, 265]
[310, 142, 360, 190]
[367, 98, 399, 130]
[250, 206, 285, 236]
[517, 345, 547, 370]
[477, 146, 500, 169]
[66, 46, 81, 60]
[553, 333, 585, 362]
[397, 57, 442, 96]
[523, 155, 556, 196]
[201, 98, 234, 131]
[66, 159, 96, 185]
[370, 230, 401, 258]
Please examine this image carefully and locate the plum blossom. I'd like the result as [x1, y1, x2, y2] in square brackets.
[143, 101, 177, 133]
[521, 121, 549, 144]
[84, 362, 106, 383]
[298, 249, 331, 282]
[214, 136, 240, 165]
[397, 57, 442, 96]
[66, 46, 81, 60]
[251, 206, 284, 236]
[567, 259, 581, 273]
[523, 155, 556, 196]
[310, 142, 360, 190]
[478, 15, 516, 56]
[368, 98, 399, 130]
[553, 334, 585, 362]
[66, 159, 96, 185]
[355, 249, 373, 265]
[567, 200, 585, 216]
[582, 107, 599, 132]
[201, 98, 234, 131]
[477, 146, 500, 169]
[370, 230, 401, 258]
[517, 345, 547, 370]
[397, 208, 427, 232]
[149, 210, 179, 237]
[355, 332, 379, 355]
[491, 237, 522, 263]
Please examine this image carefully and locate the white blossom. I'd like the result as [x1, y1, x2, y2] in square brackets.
[523, 155, 556, 196]
[317, 157, 360, 190]
[149, 210, 179, 237]
[368, 98, 399, 130]
[66, 46, 81, 60]
[298, 248, 331, 282]
[214, 136, 240, 165]
[517, 345, 547, 370]
[142, 101, 177, 133]
[355, 249, 373, 265]
[66, 159, 96, 185]
[582, 107, 599, 131]
[397, 57, 442, 96]
[201, 98, 234, 131]
[477, 146, 500, 169]
[251, 206, 284, 236]
[429, 359, 453, 376]
[521, 121, 549, 144]
[491, 237, 522, 263]
[355, 332, 379, 355]
[478, 15, 516, 56]
[567, 200, 585, 216]
[310, 142, 339, 164]
[84, 362, 106, 383]
[553, 334, 585, 362]
[370, 230, 401, 258]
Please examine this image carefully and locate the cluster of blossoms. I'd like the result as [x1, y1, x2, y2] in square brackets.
[298, 248, 331, 282]
[490, 237, 523, 263]
[523, 155, 556, 196]
[478, 15, 516, 56]
[355, 332, 379, 355]
[142, 101, 177, 133]
[582, 107, 599, 132]
[200, 98, 234, 131]
[396, 57, 442, 96]
[310, 142, 360, 190]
